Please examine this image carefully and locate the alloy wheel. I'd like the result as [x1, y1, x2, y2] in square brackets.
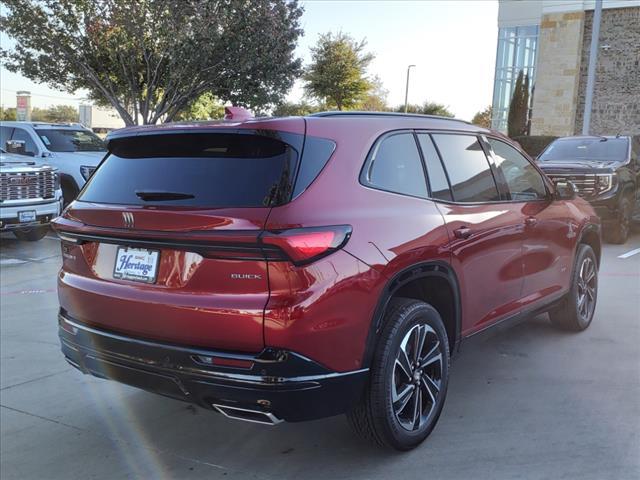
[392, 324, 443, 431]
[576, 256, 597, 321]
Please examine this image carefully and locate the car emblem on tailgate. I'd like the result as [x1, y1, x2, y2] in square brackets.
[122, 212, 135, 228]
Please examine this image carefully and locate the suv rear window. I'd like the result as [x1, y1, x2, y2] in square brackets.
[79, 133, 301, 207]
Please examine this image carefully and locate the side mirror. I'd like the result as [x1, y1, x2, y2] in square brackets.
[6, 139, 29, 156]
[554, 180, 578, 200]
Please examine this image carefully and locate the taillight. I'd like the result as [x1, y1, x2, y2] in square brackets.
[260, 225, 352, 265]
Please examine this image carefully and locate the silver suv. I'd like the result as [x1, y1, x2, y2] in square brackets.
[0, 151, 62, 241]
[0, 121, 106, 205]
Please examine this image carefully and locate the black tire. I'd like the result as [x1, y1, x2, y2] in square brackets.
[13, 226, 49, 241]
[605, 196, 631, 244]
[347, 298, 450, 451]
[549, 244, 598, 331]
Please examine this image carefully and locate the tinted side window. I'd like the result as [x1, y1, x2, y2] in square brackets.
[432, 134, 500, 202]
[11, 128, 38, 156]
[362, 133, 427, 198]
[292, 137, 336, 198]
[488, 138, 547, 201]
[417, 133, 452, 201]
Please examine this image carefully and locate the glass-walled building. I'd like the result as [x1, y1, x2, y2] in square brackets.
[491, 25, 538, 132]
[492, 0, 640, 137]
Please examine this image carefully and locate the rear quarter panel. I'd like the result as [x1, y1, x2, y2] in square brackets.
[263, 118, 449, 371]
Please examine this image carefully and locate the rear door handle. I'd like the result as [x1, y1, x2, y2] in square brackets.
[453, 226, 472, 239]
[525, 216, 538, 227]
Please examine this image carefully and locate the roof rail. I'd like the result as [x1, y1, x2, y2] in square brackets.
[309, 111, 472, 125]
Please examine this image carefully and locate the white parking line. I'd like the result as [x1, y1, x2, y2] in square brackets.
[618, 248, 640, 259]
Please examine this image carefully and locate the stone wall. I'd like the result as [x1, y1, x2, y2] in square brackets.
[574, 7, 640, 135]
[530, 11, 585, 136]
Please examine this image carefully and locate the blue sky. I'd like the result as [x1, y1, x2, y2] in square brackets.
[0, 0, 498, 121]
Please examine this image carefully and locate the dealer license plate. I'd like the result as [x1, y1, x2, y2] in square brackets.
[18, 210, 36, 223]
[113, 247, 160, 284]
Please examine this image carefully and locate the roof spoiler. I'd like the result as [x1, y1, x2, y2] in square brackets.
[224, 106, 253, 121]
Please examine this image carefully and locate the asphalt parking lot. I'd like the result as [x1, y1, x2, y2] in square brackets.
[1, 231, 639, 480]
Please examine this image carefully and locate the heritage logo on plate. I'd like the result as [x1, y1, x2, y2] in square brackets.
[113, 247, 160, 283]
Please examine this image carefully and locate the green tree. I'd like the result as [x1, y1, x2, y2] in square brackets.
[356, 76, 389, 112]
[303, 32, 374, 110]
[31, 105, 78, 123]
[273, 75, 389, 117]
[174, 93, 225, 121]
[30, 107, 48, 122]
[395, 101, 454, 117]
[0, 107, 17, 120]
[472, 105, 493, 128]
[272, 101, 323, 117]
[507, 70, 530, 137]
[1, 0, 303, 125]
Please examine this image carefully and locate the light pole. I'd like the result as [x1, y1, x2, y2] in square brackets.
[404, 65, 416, 113]
[582, 0, 602, 135]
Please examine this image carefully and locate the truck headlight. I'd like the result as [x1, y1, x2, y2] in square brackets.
[595, 174, 614, 194]
[80, 165, 96, 181]
[54, 172, 60, 189]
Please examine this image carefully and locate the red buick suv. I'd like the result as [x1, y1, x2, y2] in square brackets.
[53, 110, 601, 450]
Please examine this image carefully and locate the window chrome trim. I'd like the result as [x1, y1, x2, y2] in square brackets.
[358, 128, 555, 206]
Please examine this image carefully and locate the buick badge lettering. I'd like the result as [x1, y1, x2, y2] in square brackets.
[230, 273, 262, 280]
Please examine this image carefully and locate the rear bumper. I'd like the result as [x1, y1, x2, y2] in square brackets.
[58, 310, 368, 423]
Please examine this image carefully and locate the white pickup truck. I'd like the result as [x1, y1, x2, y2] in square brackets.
[0, 151, 63, 241]
[1, 121, 106, 205]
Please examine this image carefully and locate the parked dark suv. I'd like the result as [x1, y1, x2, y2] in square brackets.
[537, 135, 640, 244]
[53, 109, 601, 450]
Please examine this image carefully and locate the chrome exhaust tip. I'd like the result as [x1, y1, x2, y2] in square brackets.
[212, 404, 283, 425]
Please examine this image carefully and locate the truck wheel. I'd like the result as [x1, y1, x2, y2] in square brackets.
[347, 298, 450, 451]
[605, 197, 631, 244]
[13, 226, 49, 241]
[549, 244, 598, 331]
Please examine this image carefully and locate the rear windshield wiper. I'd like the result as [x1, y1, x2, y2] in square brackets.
[135, 190, 195, 201]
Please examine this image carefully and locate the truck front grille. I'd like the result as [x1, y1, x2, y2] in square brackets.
[0, 171, 56, 201]
[545, 173, 597, 198]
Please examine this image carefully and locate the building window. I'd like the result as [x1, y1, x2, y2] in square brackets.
[491, 25, 538, 133]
